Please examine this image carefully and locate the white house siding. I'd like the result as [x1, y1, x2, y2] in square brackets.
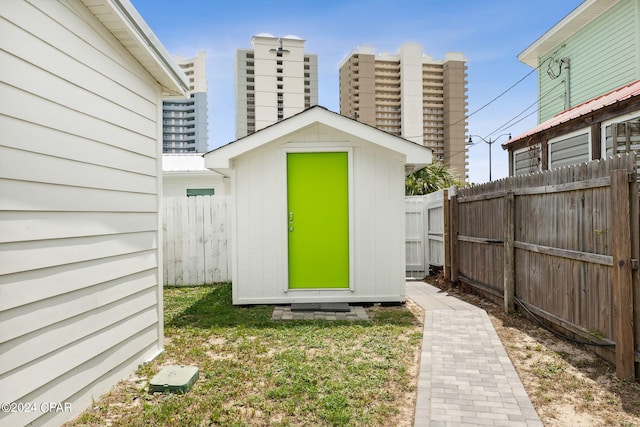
[0, 1, 166, 425]
[231, 123, 406, 304]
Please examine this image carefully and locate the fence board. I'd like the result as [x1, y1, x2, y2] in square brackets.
[202, 196, 214, 284]
[426, 191, 446, 268]
[611, 169, 635, 378]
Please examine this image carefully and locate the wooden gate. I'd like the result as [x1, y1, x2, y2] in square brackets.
[163, 196, 231, 286]
[405, 190, 447, 278]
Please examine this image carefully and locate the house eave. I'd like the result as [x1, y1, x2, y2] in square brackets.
[518, 0, 620, 68]
[81, 0, 190, 97]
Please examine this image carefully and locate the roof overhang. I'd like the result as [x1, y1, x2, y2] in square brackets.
[162, 153, 224, 177]
[204, 106, 433, 175]
[163, 171, 224, 178]
[81, 0, 190, 97]
[518, 0, 619, 68]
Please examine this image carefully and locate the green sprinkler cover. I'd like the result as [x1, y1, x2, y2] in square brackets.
[148, 365, 199, 394]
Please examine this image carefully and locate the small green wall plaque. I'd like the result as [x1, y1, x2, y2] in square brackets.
[148, 365, 199, 394]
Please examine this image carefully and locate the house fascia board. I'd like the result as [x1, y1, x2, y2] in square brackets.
[82, 0, 190, 97]
[518, 0, 619, 68]
[204, 107, 432, 173]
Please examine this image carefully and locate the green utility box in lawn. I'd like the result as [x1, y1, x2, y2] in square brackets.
[149, 365, 199, 394]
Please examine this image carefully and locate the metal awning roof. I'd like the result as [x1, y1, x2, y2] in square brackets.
[503, 80, 640, 148]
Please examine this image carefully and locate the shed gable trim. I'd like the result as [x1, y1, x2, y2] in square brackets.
[204, 107, 432, 171]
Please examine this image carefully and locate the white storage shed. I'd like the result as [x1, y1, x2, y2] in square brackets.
[0, 1, 189, 425]
[204, 106, 432, 305]
[163, 153, 229, 197]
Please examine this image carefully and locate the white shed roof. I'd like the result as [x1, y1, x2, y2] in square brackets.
[81, 0, 190, 97]
[163, 154, 224, 176]
[204, 106, 433, 174]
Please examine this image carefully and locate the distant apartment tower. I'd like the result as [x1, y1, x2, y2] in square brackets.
[235, 34, 318, 138]
[339, 44, 468, 181]
[163, 51, 208, 153]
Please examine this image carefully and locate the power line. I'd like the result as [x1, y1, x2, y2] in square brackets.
[403, 55, 557, 141]
[440, 81, 564, 165]
[401, 68, 537, 140]
[485, 80, 564, 139]
[466, 67, 538, 121]
[462, 46, 564, 135]
[401, 48, 568, 170]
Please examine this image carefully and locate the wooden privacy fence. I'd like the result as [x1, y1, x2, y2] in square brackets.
[163, 196, 231, 286]
[448, 153, 639, 379]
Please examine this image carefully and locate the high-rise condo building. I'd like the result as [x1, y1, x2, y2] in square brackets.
[339, 44, 468, 181]
[235, 33, 318, 138]
[163, 51, 208, 153]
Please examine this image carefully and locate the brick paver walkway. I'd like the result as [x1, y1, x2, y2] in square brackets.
[407, 281, 543, 427]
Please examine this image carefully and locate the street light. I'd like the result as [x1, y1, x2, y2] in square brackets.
[467, 133, 511, 182]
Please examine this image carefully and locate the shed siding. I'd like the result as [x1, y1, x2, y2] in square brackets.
[232, 124, 406, 304]
[353, 144, 406, 296]
[163, 174, 226, 197]
[0, 1, 163, 425]
[538, 0, 639, 122]
[233, 145, 285, 301]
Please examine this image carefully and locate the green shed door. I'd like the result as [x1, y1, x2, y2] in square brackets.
[287, 152, 349, 289]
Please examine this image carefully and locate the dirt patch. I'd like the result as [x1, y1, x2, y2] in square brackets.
[427, 275, 640, 427]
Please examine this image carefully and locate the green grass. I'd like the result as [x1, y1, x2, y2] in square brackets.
[68, 283, 422, 426]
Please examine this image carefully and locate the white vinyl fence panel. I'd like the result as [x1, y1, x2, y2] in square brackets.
[405, 196, 428, 278]
[405, 191, 446, 278]
[163, 196, 231, 285]
[164, 194, 445, 285]
[426, 191, 446, 267]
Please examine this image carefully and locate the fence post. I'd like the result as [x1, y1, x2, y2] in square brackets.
[630, 170, 640, 380]
[449, 193, 459, 284]
[443, 189, 450, 281]
[610, 169, 635, 379]
[504, 191, 515, 313]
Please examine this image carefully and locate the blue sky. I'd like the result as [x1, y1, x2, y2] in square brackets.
[131, 0, 582, 183]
